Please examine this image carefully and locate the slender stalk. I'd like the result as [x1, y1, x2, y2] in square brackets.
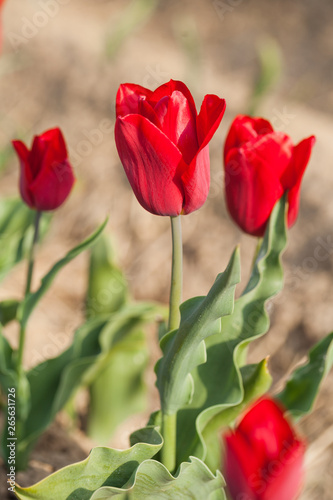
[16, 210, 42, 372]
[161, 413, 177, 472]
[161, 215, 183, 472]
[168, 215, 183, 331]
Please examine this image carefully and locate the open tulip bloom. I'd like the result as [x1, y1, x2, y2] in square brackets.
[115, 79, 226, 216]
[2, 76, 333, 500]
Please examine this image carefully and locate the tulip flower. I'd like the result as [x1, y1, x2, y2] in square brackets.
[115, 79, 226, 216]
[224, 397, 305, 500]
[224, 115, 315, 236]
[13, 128, 75, 211]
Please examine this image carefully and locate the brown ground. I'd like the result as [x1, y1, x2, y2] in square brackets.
[0, 0, 333, 498]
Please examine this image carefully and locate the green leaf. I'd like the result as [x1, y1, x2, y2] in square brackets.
[0, 198, 50, 282]
[87, 328, 148, 442]
[86, 303, 162, 442]
[175, 196, 288, 466]
[14, 317, 109, 470]
[0, 299, 20, 326]
[15, 427, 163, 500]
[19, 219, 107, 330]
[0, 326, 17, 393]
[277, 331, 333, 419]
[86, 235, 128, 319]
[90, 457, 226, 500]
[200, 359, 272, 472]
[156, 247, 241, 416]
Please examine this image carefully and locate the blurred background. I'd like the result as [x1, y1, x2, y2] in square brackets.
[0, 0, 332, 498]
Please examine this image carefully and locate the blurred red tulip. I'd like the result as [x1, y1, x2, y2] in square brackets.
[13, 128, 75, 211]
[224, 115, 315, 236]
[115, 79, 226, 216]
[224, 397, 305, 500]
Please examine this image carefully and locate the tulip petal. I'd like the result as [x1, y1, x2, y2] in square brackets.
[197, 94, 226, 148]
[12, 140, 35, 208]
[29, 159, 75, 211]
[150, 79, 197, 118]
[224, 433, 260, 500]
[261, 440, 305, 500]
[181, 145, 210, 215]
[154, 90, 198, 164]
[224, 146, 284, 236]
[116, 83, 153, 117]
[224, 115, 274, 157]
[115, 114, 185, 216]
[285, 135, 316, 227]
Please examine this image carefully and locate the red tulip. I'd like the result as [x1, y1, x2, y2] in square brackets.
[224, 115, 315, 236]
[224, 397, 306, 500]
[13, 128, 75, 211]
[115, 79, 226, 216]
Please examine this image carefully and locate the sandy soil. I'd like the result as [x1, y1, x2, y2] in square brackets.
[0, 0, 333, 498]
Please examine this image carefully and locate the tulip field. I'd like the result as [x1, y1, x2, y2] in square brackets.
[0, 1, 333, 499]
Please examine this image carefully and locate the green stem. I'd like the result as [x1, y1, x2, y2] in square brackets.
[16, 210, 42, 372]
[251, 236, 263, 269]
[161, 413, 177, 473]
[168, 215, 183, 331]
[161, 216, 183, 472]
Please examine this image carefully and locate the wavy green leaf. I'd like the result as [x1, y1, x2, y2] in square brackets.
[175, 196, 287, 466]
[19, 219, 107, 330]
[156, 247, 241, 416]
[277, 331, 333, 419]
[90, 457, 225, 500]
[0, 198, 50, 282]
[15, 427, 163, 500]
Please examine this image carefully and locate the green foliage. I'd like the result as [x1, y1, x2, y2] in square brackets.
[0, 198, 50, 282]
[156, 247, 241, 417]
[278, 331, 333, 419]
[87, 235, 128, 319]
[18, 219, 108, 331]
[15, 427, 163, 500]
[0, 299, 20, 326]
[174, 196, 287, 467]
[85, 235, 166, 442]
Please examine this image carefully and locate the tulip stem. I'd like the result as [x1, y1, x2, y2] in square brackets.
[17, 210, 42, 372]
[161, 216, 183, 473]
[168, 215, 183, 331]
[161, 413, 177, 473]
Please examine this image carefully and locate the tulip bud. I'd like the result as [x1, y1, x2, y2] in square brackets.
[13, 128, 75, 211]
[224, 397, 306, 500]
[224, 115, 315, 236]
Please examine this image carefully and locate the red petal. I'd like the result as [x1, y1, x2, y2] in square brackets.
[116, 83, 153, 117]
[224, 432, 260, 500]
[224, 146, 284, 236]
[181, 145, 210, 214]
[261, 440, 305, 500]
[115, 114, 185, 216]
[237, 399, 295, 462]
[285, 136, 316, 228]
[224, 115, 274, 158]
[12, 140, 35, 208]
[150, 79, 197, 118]
[154, 90, 198, 164]
[197, 94, 226, 148]
[29, 128, 74, 210]
[29, 159, 75, 211]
